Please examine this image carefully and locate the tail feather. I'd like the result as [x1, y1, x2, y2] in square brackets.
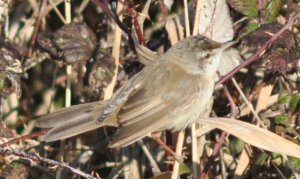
[35, 101, 105, 128]
[43, 115, 104, 142]
[35, 100, 118, 142]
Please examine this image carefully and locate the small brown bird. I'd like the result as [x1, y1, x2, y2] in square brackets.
[35, 35, 234, 148]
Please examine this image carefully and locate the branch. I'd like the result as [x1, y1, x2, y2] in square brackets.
[0, 148, 98, 179]
[217, 12, 300, 85]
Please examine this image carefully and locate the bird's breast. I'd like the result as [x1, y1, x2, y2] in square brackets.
[162, 76, 215, 131]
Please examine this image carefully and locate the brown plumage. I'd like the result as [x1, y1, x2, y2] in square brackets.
[35, 35, 234, 148]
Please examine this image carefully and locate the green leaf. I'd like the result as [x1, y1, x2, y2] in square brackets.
[263, 0, 283, 23]
[178, 163, 191, 175]
[229, 138, 245, 155]
[289, 93, 300, 112]
[274, 114, 289, 125]
[246, 23, 259, 33]
[289, 157, 300, 170]
[251, 153, 269, 175]
[278, 92, 291, 104]
[255, 153, 268, 166]
[271, 153, 282, 165]
[228, 0, 259, 17]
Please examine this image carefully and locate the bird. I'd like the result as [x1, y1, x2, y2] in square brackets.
[35, 35, 234, 148]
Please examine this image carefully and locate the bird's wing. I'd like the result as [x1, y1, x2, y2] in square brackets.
[98, 73, 145, 122]
[35, 72, 146, 142]
[108, 75, 202, 148]
[87, 70, 169, 147]
[109, 90, 170, 148]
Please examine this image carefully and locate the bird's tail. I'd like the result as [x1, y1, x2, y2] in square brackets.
[35, 100, 118, 142]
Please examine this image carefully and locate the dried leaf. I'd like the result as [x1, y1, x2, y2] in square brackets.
[136, 0, 152, 36]
[243, 22, 295, 50]
[4, 73, 22, 98]
[198, 0, 234, 43]
[0, 160, 30, 179]
[163, 0, 174, 10]
[0, 123, 14, 138]
[86, 52, 115, 99]
[200, 118, 300, 159]
[0, 39, 23, 98]
[262, 49, 297, 73]
[38, 23, 97, 64]
[218, 48, 242, 76]
[227, 0, 258, 17]
[135, 43, 159, 65]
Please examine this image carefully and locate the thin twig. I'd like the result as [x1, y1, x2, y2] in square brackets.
[231, 78, 266, 128]
[137, 140, 161, 174]
[199, 75, 236, 179]
[0, 148, 97, 179]
[56, 1, 72, 178]
[200, 132, 227, 179]
[0, 130, 47, 147]
[217, 12, 300, 85]
[90, 0, 135, 50]
[49, 0, 67, 24]
[27, 0, 47, 58]
[153, 137, 184, 163]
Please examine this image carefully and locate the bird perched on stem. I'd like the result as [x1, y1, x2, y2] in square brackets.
[35, 35, 235, 148]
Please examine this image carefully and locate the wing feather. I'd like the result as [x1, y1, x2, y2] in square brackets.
[109, 110, 168, 148]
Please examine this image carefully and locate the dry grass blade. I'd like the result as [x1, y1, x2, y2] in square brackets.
[168, 2, 187, 177]
[233, 149, 250, 179]
[200, 118, 300, 159]
[192, 0, 202, 36]
[233, 83, 274, 177]
[255, 83, 274, 113]
[133, 0, 159, 65]
[135, 44, 159, 65]
[171, 130, 185, 179]
[239, 94, 279, 117]
[165, 16, 184, 45]
[103, 2, 123, 100]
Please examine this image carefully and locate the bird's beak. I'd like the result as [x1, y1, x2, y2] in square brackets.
[220, 41, 238, 51]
